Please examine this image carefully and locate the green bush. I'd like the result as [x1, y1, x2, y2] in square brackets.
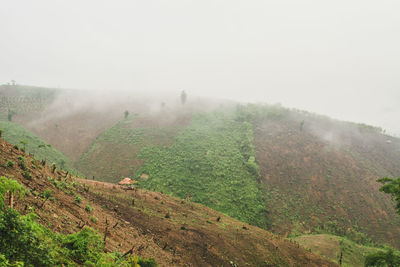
[85, 204, 94, 213]
[5, 161, 14, 168]
[61, 228, 104, 264]
[74, 195, 82, 204]
[0, 208, 55, 266]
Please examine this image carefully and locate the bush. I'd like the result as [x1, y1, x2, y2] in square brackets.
[61, 228, 104, 264]
[85, 205, 93, 213]
[74, 195, 82, 204]
[6, 161, 14, 168]
[0, 208, 55, 266]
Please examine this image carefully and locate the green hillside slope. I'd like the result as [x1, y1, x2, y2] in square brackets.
[0, 121, 79, 175]
[136, 111, 268, 227]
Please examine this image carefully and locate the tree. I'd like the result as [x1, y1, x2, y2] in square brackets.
[7, 109, 14, 122]
[124, 110, 129, 119]
[180, 90, 187, 105]
[0, 176, 25, 209]
[377, 177, 400, 213]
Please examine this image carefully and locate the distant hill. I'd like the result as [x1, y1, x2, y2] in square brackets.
[0, 137, 337, 266]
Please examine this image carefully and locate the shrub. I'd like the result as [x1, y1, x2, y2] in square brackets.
[85, 205, 93, 213]
[74, 195, 82, 204]
[89, 216, 98, 224]
[0, 208, 55, 266]
[6, 161, 14, 168]
[61, 228, 104, 264]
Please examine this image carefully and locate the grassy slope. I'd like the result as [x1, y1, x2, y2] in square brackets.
[0, 121, 79, 175]
[0, 138, 337, 267]
[77, 115, 186, 182]
[136, 111, 268, 228]
[294, 234, 400, 267]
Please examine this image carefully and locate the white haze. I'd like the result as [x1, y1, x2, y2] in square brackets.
[0, 0, 399, 135]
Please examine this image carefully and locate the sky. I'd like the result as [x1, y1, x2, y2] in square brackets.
[1, 0, 399, 135]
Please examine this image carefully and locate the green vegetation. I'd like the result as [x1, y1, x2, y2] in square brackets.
[78, 116, 183, 182]
[377, 177, 400, 213]
[0, 176, 157, 266]
[0, 121, 79, 175]
[5, 160, 14, 168]
[74, 194, 82, 204]
[365, 249, 400, 267]
[136, 111, 268, 228]
[85, 204, 94, 213]
[294, 234, 400, 267]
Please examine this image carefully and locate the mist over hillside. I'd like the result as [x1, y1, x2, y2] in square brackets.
[1, 1, 400, 264]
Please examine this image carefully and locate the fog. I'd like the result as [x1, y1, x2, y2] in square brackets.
[1, 0, 399, 135]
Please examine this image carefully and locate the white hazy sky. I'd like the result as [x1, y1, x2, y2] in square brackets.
[1, 1, 399, 134]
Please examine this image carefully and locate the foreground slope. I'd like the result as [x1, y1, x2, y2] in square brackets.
[0, 138, 336, 266]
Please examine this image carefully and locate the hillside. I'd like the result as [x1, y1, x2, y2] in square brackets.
[0, 137, 337, 266]
[77, 103, 400, 248]
[0, 120, 79, 175]
[250, 106, 400, 246]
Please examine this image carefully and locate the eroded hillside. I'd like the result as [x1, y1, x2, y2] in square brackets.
[0, 138, 337, 266]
